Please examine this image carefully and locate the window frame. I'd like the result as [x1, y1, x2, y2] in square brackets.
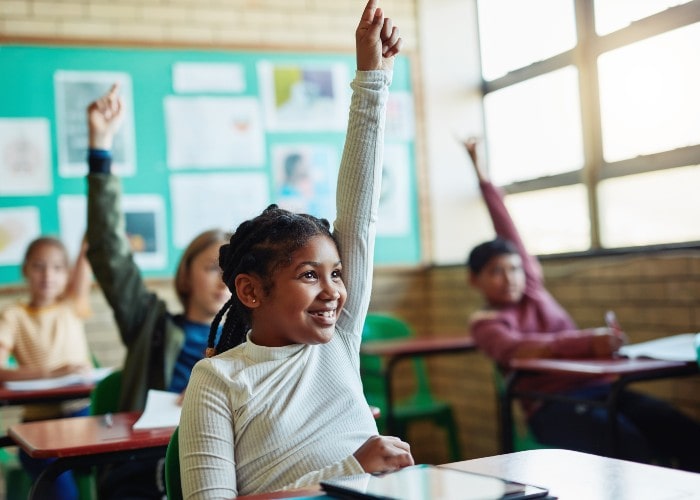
[477, 0, 700, 253]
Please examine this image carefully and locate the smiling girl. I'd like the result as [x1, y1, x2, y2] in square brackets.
[178, 2, 413, 498]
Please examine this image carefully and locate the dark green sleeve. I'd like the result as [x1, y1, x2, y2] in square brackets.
[86, 173, 158, 345]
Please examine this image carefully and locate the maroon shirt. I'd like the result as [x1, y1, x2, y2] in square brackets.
[469, 181, 611, 415]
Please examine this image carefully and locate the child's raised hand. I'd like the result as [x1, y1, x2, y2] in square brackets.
[356, 0, 402, 72]
[353, 435, 414, 474]
[87, 83, 124, 150]
[462, 137, 488, 182]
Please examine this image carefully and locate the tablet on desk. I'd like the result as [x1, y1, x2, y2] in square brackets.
[320, 464, 549, 500]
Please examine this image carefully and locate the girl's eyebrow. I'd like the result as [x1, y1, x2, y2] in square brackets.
[294, 260, 342, 271]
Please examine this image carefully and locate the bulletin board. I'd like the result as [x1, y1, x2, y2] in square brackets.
[0, 43, 421, 286]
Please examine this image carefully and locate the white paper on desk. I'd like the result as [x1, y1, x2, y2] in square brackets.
[132, 389, 182, 430]
[4, 367, 115, 391]
[619, 333, 698, 362]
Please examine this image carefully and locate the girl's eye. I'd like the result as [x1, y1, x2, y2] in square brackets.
[332, 269, 343, 279]
[301, 271, 318, 280]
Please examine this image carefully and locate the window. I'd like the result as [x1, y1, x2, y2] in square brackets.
[476, 0, 700, 254]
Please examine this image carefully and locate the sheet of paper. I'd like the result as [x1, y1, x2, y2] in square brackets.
[4, 367, 115, 391]
[0, 118, 52, 195]
[132, 389, 182, 430]
[619, 333, 698, 362]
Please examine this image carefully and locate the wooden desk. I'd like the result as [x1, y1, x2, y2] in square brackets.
[447, 449, 700, 500]
[501, 357, 698, 455]
[8, 411, 174, 500]
[0, 382, 95, 406]
[359, 336, 477, 435]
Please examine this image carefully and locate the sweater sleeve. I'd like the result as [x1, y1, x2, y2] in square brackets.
[86, 170, 158, 345]
[333, 70, 391, 345]
[471, 314, 604, 366]
[479, 180, 543, 288]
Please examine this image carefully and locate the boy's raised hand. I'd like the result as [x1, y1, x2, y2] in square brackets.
[356, 0, 402, 72]
[87, 83, 124, 150]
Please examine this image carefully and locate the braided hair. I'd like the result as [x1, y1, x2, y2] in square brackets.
[207, 204, 337, 357]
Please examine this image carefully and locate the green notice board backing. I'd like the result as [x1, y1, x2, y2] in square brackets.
[0, 44, 420, 285]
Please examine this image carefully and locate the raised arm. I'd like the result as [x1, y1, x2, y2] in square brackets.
[64, 237, 92, 318]
[333, 0, 402, 340]
[462, 137, 543, 285]
[85, 85, 157, 343]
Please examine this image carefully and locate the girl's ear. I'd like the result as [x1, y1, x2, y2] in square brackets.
[234, 273, 262, 308]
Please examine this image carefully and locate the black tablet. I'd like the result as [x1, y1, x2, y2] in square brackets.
[320, 464, 550, 500]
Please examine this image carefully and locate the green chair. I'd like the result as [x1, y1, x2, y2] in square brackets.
[89, 370, 123, 417]
[165, 426, 182, 500]
[360, 313, 461, 462]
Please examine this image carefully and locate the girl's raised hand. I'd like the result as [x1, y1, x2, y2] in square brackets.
[356, 0, 402, 72]
[87, 83, 124, 150]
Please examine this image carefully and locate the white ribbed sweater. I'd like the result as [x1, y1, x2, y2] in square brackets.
[179, 69, 391, 499]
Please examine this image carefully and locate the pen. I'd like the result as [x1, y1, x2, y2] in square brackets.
[103, 412, 113, 428]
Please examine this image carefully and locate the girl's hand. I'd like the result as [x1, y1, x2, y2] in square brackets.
[356, 0, 402, 72]
[87, 83, 124, 150]
[353, 435, 414, 473]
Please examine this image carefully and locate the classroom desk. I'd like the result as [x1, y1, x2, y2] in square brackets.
[7, 411, 174, 500]
[447, 448, 700, 500]
[359, 335, 477, 435]
[234, 449, 700, 499]
[500, 357, 699, 455]
[0, 382, 95, 406]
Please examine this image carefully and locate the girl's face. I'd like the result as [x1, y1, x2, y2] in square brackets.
[470, 253, 526, 307]
[250, 235, 347, 347]
[23, 244, 69, 308]
[185, 241, 231, 324]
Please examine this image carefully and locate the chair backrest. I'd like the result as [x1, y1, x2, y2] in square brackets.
[165, 427, 182, 500]
[360, 314, 433, 408]
[89, 370, 123, 416]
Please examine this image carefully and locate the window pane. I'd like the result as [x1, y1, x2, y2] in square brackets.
[594, 0, 691, 35]
[506, 185, 590, 255]
[598, 165, 700, 247]
[477, 0, 577, 80]
[598, 23, 700, 162]
[484, 67, 584, 185]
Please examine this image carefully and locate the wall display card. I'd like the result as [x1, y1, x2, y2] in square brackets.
[0, 207, 41, 266]
[169, 172, 269, 248]
[165, 96, 265, 169]
[271, 143, 338, 222]
[0, 118, 52, 195]
[377, 144, 411, 236]
[54, 71, 136, 177]
[258, 61, 349, 131]
[386, 91, 416, 141]
[58, 194, 167, 270]
[172, 62, 246, 93]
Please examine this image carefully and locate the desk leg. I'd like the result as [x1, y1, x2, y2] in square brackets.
[606, 380, 625, 458]
[384, 357, 398, 437]
[499, 372, 517, 454]
[29, 446, 168, 500]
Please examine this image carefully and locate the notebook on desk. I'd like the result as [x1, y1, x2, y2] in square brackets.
[320, 464, 549, 500]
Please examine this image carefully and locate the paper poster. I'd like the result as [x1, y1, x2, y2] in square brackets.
[172, 62, 246, 93]
[58, 194, 167, 270]
[0, 207, 41, 265]
[164, 96, 265, 169]
[272, 144, 338, 221]
[0, 118, 52, 196]
[54, 71, 136, 177]
[386, 91, 416, 141]
[258, 61, 349, 131]
[377, 144, 411, 236]
[169, 172, 269, 248]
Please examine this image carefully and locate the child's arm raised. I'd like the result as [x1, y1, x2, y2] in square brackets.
[333, 0, 402, 340]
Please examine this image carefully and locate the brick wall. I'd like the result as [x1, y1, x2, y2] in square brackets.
[0, 0, 418, 51]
